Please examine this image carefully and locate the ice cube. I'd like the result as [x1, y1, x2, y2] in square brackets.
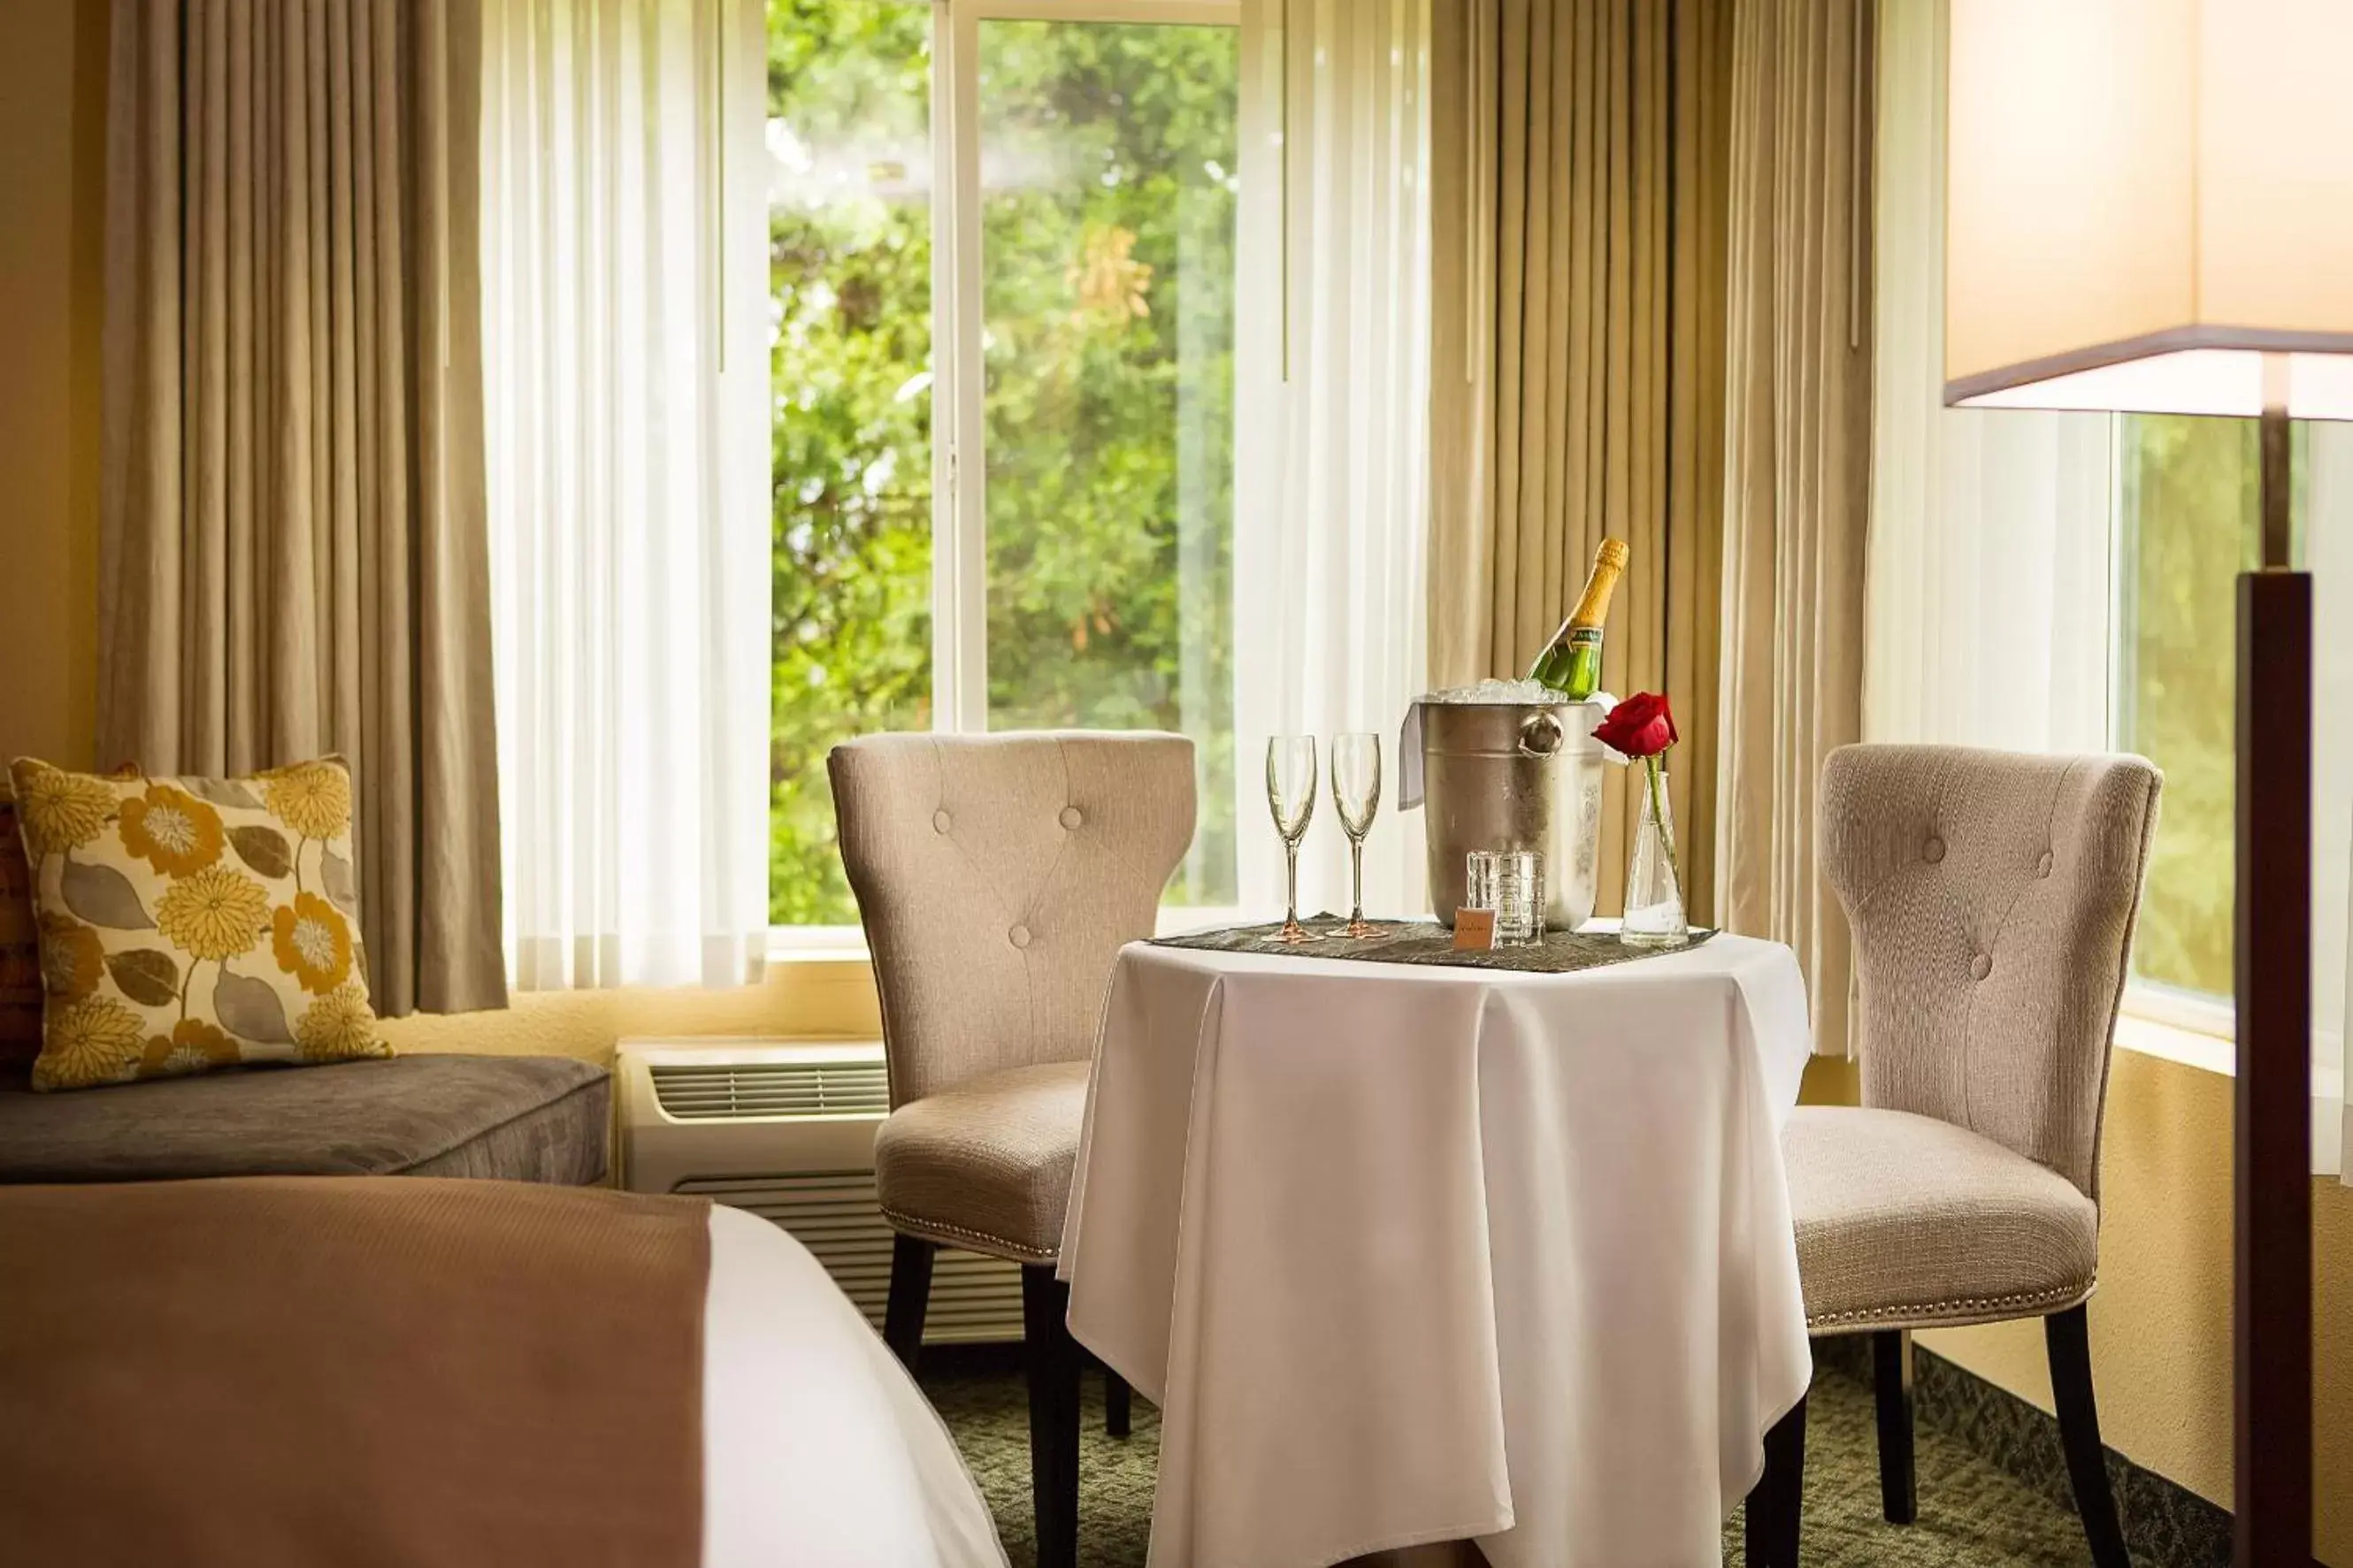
[1420, 677, 1567, 705]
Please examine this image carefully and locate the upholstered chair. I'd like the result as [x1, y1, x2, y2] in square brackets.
[828, 730, 1195, 1568]
[1749, 745, 2162, 1568]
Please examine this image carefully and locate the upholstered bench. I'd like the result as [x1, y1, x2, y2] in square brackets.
[0, 1055, 610, 1186]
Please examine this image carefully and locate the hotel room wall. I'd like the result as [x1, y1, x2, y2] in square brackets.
[0, 6, 2343, 1559]
[1913, 1051, 2353, 1564]
[0, 1, 103, 776]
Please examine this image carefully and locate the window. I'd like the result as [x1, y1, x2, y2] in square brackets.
[765, 0, 1239, 928]
[2113, 416, 2309, 1005]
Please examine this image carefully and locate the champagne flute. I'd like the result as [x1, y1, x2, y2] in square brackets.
[1265, 736, 1321, 943]
[1330, 732, 1382, 938]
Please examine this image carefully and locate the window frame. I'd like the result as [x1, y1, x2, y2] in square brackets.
[929, 0, 1243, 735]
[2105, 411, 2238, 1070]
[769, 0, 1241, 952]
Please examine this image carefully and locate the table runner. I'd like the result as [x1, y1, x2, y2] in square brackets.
[1155, 915, 1715, 974]
[1062, 934, 1816, 1568]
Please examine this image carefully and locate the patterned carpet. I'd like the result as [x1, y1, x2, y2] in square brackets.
[923, 1358, 2103, 1566]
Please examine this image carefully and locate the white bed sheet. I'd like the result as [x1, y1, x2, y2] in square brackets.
[701, 1204, 1008, 1568]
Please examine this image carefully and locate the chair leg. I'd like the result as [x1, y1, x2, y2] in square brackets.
[1873, 1329, 1917, 1525]
[883, 1235, 935, 1373]
[2045, 1305, 2129, 1568]
[1745, 1392, 1807, 1568]
[1105, 1368, 1132, 1439]
[1022, 1265, 1082, 1568]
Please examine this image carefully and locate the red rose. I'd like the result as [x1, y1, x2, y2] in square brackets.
[1592, 691, 1678, 759]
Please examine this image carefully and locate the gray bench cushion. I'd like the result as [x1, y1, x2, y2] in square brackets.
[0, 1055, 609, 1186]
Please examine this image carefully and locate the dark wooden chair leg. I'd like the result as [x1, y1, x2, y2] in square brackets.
[1873, 1329, 1917, 1525]
[1105, 1368, 1132, 1439]
[1022, 1264, 1083, 1568]
[2045, 1305, 2130, 1568]
[883, 1234, 935, 1373]
[1745, 1392, 1807, 1568]
[1743, 1467, 1777, 1566]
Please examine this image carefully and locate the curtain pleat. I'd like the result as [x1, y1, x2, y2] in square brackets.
[1713, 0, 1873, 1055]
[1233, 0, 1436, 922]
[100, 0, 506, 1017]
[1430, 0, 1729, 921]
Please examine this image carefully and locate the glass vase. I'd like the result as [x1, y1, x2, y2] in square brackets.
[1621, 758, 1689, 947]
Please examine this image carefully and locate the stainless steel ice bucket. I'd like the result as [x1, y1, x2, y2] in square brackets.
[1420, 700, 1607, 931]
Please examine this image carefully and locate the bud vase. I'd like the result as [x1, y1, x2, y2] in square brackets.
[1621, 758, 1689, 947]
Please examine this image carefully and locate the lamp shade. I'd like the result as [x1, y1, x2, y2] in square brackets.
[1945, 0, 2353, 417]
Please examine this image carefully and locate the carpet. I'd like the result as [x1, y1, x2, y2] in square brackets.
[923, 1358, 2103, 1565]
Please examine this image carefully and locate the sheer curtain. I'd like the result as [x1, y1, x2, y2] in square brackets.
[479, 0, 770, 991]
[1866, 0, 2113, 756]
[1232, 0, 1433, 921]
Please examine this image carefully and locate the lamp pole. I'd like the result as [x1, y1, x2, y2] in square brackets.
[2235, 356, 2312, 1568]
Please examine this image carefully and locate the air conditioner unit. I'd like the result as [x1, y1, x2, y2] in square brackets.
[617, 1037, 1025, 1344]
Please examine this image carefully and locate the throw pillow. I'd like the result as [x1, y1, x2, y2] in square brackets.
[7, 756, 392, 1090]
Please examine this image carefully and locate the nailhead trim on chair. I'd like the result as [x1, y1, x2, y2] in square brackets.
[881, 1202, 1058, 1264]
[1807, 1278, 2094, 1334]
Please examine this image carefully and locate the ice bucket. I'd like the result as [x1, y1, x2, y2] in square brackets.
[1418, 698, 1609, 931]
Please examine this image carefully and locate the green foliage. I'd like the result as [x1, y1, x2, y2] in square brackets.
[2116, 414, 2302, 999]
[766, 0, 936, 925]
[766, 4, 1238, 924]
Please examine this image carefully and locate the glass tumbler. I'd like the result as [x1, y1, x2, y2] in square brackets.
[1465, 850, 1545, 946]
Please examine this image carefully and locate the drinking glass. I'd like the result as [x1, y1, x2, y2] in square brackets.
[1265, 736, 1321, 943]
[1466, 850, 1545, 946]
[1330, 732, 1383, 938]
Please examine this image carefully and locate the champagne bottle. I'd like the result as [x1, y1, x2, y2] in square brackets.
[1527, 538, 1629, 700]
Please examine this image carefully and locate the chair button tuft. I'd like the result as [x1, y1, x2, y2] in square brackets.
[1923, 836, 1945, 864]
[1970, 952, 1992, 981]
[1060, 806, 1084, 830]
[932, 809, 953, 835]
[2037, 851, 2054, 878]
[1008, 924, 1032, 949]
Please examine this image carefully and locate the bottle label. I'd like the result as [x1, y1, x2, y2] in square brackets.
[1566, 626, 1604, 649]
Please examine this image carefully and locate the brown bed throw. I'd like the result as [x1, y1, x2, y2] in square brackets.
[0, 1177, 711, 1567]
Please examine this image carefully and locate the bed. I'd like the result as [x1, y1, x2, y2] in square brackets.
[0, 1178, 1008, 1568]
[703, 1200, 1007, 1567]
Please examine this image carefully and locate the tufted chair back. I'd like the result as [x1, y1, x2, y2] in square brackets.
[1817, 745, 2162, 1201]
[828, 731, 1196, 1107]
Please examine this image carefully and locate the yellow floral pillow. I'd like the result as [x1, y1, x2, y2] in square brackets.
[7, 756, 390, 1090]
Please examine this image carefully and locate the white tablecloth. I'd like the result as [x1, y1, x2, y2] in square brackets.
[1058, 933, 1816, 1568]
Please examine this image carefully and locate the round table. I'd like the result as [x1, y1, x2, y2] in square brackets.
[1057, 931, 1817, 1568]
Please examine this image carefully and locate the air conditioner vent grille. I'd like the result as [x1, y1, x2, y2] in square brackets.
[649, 1059, 889, 1121]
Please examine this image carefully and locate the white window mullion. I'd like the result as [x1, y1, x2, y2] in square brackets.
[930, 2, 987, 735]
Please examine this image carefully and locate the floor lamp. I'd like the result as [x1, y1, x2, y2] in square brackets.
[1941, 3, 2347, 1563]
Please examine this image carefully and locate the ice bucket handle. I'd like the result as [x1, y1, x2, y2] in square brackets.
[1516, 711, 1566, 759]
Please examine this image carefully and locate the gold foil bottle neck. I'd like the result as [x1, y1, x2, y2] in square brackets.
[1568, 539, 1629, 630]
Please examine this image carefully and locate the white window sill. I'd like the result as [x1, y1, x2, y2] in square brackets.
[2112, 1006, 2235, 1077]
[766, 926, 870, 963]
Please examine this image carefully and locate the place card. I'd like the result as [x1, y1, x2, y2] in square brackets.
[1452, 908, 1498, 950]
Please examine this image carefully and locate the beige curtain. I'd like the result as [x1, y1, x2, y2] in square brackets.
[1714, 0, 1874, 1054]
[1429, 0, 1732, 921]
[99, 0, 504, 1016]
